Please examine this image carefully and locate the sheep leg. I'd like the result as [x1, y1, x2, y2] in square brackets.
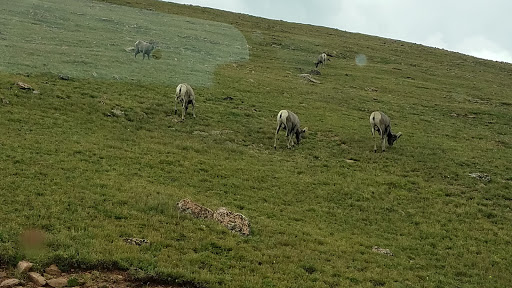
[174, 99, 178, 115]
[381, 136, 386, 152]
[291, 131, 297, 147]
[287, 130, 293, 149]
[274, 124, 282, 149]
[182, 103, 186, 120]
[372, 126, 377, 152]
[191, 100, 196, 118]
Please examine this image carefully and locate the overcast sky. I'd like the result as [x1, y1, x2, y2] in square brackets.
[163, 0, 512, 63]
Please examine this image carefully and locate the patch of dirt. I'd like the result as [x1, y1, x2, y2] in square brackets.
[0, 267, 181, 288]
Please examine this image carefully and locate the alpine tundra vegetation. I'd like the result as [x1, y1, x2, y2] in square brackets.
[0, 0, 511, 287]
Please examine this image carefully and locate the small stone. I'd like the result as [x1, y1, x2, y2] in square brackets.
[469, 173, 491, 182]
[16, 261, 33, 273]
[372, 246, 394, 256]
[177, 199, 214, 219]
[45, 264, 62, 277]
[28, 272, 46, 286]
[0, 279, 20, 288]
[15, 82, 32, 90]
[213, 207, 251, 236]
[123, 237, 150, 246]
[110, 108, 124, 117]
[58, 74, 70, 80]
[309, 69, 321, 75]
[365, 87, 378, 92]
[192, 131, 208, 136]
[47, 277, 67, 288]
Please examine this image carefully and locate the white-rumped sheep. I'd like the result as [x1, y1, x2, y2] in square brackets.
[175, 83, 196, 120]
[315, 52, 329, 68]
[134, 40, 157, 60]
[274, 110, 307, 149]
[370, 111, 402, 152]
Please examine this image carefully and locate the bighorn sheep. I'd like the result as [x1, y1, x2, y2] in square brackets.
[370, 111, 402, 152]
[274, 110, 307, 149]
[175, 83, 196, 120]
[134, 40, 157, 60]
[315, 52, 329, 68]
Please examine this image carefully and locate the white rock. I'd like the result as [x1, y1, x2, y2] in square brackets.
[45, 264, 62, 276]
[16, 261, 33, 273]
[28, 272, 46, 286]
[47, 277, 68, 288]
[0, 279, 21, 288]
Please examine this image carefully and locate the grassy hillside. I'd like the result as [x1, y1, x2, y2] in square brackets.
[0, 0, 248, 85]
[1, 0, 512, 287]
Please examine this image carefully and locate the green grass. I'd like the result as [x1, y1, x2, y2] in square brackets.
[1, 0, 512, 287]
[0, 0, 248, 86]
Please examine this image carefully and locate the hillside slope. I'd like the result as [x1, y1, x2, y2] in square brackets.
[1, 0, 511, 287]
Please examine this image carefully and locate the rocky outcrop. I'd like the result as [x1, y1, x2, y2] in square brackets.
[177, 199, 250, 236]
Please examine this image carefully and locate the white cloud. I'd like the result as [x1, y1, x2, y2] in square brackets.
[422, 32, 448, 49]
[455, 36, 512, 62]
[471, 50, 512, 63]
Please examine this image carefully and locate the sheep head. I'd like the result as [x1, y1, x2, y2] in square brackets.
[295, 127, 308, 144]
[388, 132, 402, 146]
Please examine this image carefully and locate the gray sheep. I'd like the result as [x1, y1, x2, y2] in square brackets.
[315, 52, 329, 68]
[175, 83, 196, 120]
[134, 40, 157, 60]
[274, 110, 308, 149]
[370, 111, 402, 152]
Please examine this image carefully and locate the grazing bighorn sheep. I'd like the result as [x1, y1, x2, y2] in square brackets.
[175, 83, 196, 120]
[315, 52, 329, 68]
[274, 110, 308, 149]
[370, 111, 402, 152]
[134, 40, 157, 60]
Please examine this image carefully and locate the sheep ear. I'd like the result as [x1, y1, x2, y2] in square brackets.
[396, 132, 402, 139]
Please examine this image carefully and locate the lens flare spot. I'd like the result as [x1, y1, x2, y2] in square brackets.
[355, 54, 367, 66]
